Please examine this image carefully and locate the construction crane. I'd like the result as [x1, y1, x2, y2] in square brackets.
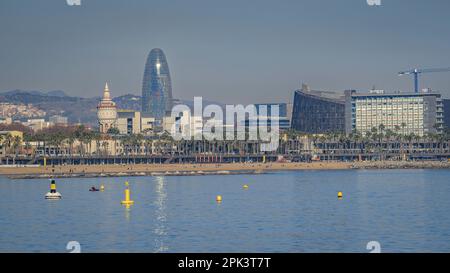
[398, 67, 450, 93]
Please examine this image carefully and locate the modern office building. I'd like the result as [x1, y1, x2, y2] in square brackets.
[345, 90, 444, 136]
[141, 48, 173, 122]
[291, 85, 345, 133]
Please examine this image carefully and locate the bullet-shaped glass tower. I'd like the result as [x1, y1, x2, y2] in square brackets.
[141, 48, 173, 121]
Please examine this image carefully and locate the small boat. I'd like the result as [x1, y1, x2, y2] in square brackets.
[89, 187, 100, 192]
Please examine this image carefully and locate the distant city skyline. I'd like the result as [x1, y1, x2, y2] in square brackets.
[1, 0, 450, 103]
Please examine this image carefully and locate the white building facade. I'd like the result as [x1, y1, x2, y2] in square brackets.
[97, 82, 117, 134]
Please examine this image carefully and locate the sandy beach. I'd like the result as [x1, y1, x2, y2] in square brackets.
[2, 161, 449, 179]
[0, 162, 352, 178]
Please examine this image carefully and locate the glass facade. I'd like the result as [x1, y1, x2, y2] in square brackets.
[141, 48, 173, 121]
[444, 99, 450, 129]
[291, 90, 345, 133]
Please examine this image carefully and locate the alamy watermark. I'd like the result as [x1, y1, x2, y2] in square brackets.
[66, 1, 381, 8]
[367, 241, 381, 253]
[170, 97, 280, 152]
[66, 0, 81, 6]
[367, 0, 381, 6]
[66, 241, 81, 253]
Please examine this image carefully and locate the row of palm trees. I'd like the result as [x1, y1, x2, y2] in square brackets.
[285, 123, 449, 144]
[0, 133, 23, 157]
[2, 122, 449, 158]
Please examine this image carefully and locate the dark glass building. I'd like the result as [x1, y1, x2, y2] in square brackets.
[142, 48, 173, 121]
[442, 99, 450, 129]
[291, 87, 345, 133]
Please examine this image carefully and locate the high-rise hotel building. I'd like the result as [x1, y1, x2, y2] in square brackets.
[344, 90, 444, 136]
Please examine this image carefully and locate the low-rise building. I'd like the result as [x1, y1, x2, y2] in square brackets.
[22, 119, 51, 131]
[141, 114, 156, 134]
[0, 117, 13, 125]
[49, 115, 68, 126]
[116, 110, 141, 135]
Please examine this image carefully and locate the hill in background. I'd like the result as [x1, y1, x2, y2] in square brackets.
[0, 90, 141, 126]
[0, 90, 225, 127]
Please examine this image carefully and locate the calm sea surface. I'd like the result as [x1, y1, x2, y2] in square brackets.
[1, 169, 450, 253]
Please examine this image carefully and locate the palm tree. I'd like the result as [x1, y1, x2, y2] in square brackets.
[3, 133, 13, 156]
[101, 141, 109, 156]
[377, 124, 386, 143]
[24, 140, 32, 156]
[370, 127, 378, 143]
[67, 135, 76, 156]
[83, 131, 94, 155]
[144, 139, 153, 155]
[401, 122, 407, 135]
[385, 129, 394, 141]
[92, 132, 102, 155]
[12, 135, 22, 164]
[0, 134, 4, 159]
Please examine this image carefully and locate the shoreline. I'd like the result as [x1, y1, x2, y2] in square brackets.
[1, 162, 350, 179]
[1, 161, 449, 179]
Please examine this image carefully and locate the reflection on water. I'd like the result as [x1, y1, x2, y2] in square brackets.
[153, 176, 168, 252]
[124, 205, 131, 221]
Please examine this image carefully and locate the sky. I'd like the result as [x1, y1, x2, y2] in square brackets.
[0, 0, 450, 103]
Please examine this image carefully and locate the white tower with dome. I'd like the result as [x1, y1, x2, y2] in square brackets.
[97, 82, 117, 133]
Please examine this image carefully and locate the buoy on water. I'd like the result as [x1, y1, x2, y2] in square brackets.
[338, 191, 343, 199]
[216, 195, 222, 202]
[121, 181, 134, 206]
[45, 179, 62, 200]
[100, 184, 105, 191]
[243, 184, 249, 189]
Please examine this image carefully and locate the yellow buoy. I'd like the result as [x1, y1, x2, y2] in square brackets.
[100, 184, 105, 191]
[243, 184, 249, 189]
[216, 195, 222, 202]
[45, 179, 62, 200]
[338, 191, 343, 199]
[121, 181, 134, 206]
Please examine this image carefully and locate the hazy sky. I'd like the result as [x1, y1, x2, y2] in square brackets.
[1, 0, 450, 103]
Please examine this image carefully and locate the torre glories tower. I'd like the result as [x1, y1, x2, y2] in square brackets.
[141, 48, 173, 122]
